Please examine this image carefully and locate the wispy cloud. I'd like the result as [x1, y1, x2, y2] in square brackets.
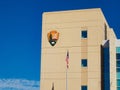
[0, 79, 39, 90]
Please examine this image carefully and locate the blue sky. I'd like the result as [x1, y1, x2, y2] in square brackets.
[0, 0, 120, 89]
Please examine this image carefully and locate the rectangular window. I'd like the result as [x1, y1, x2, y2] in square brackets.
[81, 31, 87, 38]
[117, 61, 120, 67]
[81, 59, 87, 67]
[81, 86, 87, 90]
[117, 54, 120, 59]
[116, 47, 120, 53]
[117, 87, 120, 90]
[117, 68, 120, 72]
[117, 72, 120, 79]
[117, 80, 120, 86]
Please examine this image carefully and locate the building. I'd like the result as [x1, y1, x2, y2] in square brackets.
[116, 40, 120, 90]
[40, 8, 117, 90]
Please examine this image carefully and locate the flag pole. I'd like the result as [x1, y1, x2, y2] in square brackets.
[66, 50, 69, 90]
[66, 66, 68, 90]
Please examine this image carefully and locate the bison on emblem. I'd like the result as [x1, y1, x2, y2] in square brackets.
[47, 30, 59, 46]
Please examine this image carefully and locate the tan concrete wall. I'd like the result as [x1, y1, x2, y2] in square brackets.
[40, 8, 117, 90]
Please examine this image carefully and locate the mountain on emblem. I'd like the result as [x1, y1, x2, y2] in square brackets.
[47, 30, 59, 46]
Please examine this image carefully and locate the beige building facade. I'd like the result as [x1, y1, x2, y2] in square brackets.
[40, 8, 117, 90]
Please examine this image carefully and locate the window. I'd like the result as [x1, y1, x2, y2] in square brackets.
[117, 68, 120, 72]
[117, 72, 120, 78]
[117, 61, 120, 67]
[117, 80, 120, 86]
[81, 86, 87, 90]
[116, 47, 120, 53]
[117, 87, 120, 90]
[81, 31, 87, 38]
[117, 68, 120, 79]
[117, 53, 120, 59]
[81, 59, 87, 67]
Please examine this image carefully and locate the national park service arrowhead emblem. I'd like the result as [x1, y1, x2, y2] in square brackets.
[47, 30, 59, 46]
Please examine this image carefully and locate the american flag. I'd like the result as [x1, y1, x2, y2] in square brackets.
[66, 51, 69, 68]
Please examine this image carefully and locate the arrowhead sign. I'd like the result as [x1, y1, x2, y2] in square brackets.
[47, 30, 59, 46]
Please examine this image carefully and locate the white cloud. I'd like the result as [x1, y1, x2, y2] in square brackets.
[0, 79, 39, 90]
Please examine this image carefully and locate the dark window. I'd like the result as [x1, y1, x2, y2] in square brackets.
[117, 61, 120, 67]
[117, 87, 120, 90]
[81, 86, 87, 90]
[117, 68, 120, 72]
[81, 59, 87, 67]
[81, 31, 87, 38]
[117, 54, 120, 59]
